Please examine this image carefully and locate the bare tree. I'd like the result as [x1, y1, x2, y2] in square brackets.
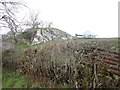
[1, 15, 18, 43]
[44, 21, 53, 28]
[48, 21, 53, 27]
[0, 0, 26, 44]
[24, 9, 53, 29]
[0, 1, 23, 19]
[25, 10, 42, 29]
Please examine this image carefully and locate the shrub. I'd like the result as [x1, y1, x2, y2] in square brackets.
[22, 31, 33, 40]
[2, 40, 119, 88]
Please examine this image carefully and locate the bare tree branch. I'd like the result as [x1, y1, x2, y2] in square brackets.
[0, 0, 26, 44]
[25, 10, 42, 29]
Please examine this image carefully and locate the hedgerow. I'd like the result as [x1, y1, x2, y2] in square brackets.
[2, 40, 119, 88]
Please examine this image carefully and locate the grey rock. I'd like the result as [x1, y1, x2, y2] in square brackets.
[2, 27, 73, 49]
[31, 27, 73, 45]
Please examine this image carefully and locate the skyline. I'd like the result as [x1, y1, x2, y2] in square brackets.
[0, 0, 119, 38]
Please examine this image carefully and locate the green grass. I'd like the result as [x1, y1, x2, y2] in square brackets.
[2, 68, 44, 88]
[14, 39, 66, 48]
[2, 68, 75, 88]
[27, 27, 49, 31]
[14, 38, 119, 50]
[74, 37, 118, 41]
[3, 68, 28, 88]
[14, 43, 29, 48]
[30, 39, 65, 47]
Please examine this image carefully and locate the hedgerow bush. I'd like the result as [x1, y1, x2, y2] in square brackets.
[2, 40, 119, 88]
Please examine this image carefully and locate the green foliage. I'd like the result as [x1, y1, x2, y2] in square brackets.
[3, 69, 27, 88]
[22, 31, 33, 40]
[15, 43, 29, 48]
[2, 68, 44, 88]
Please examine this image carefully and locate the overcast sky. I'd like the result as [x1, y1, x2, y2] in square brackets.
[0, 0, 119, 38]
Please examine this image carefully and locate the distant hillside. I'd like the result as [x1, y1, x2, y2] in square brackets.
[2, 27, 73, 50]
[30, 27, 73, 45]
